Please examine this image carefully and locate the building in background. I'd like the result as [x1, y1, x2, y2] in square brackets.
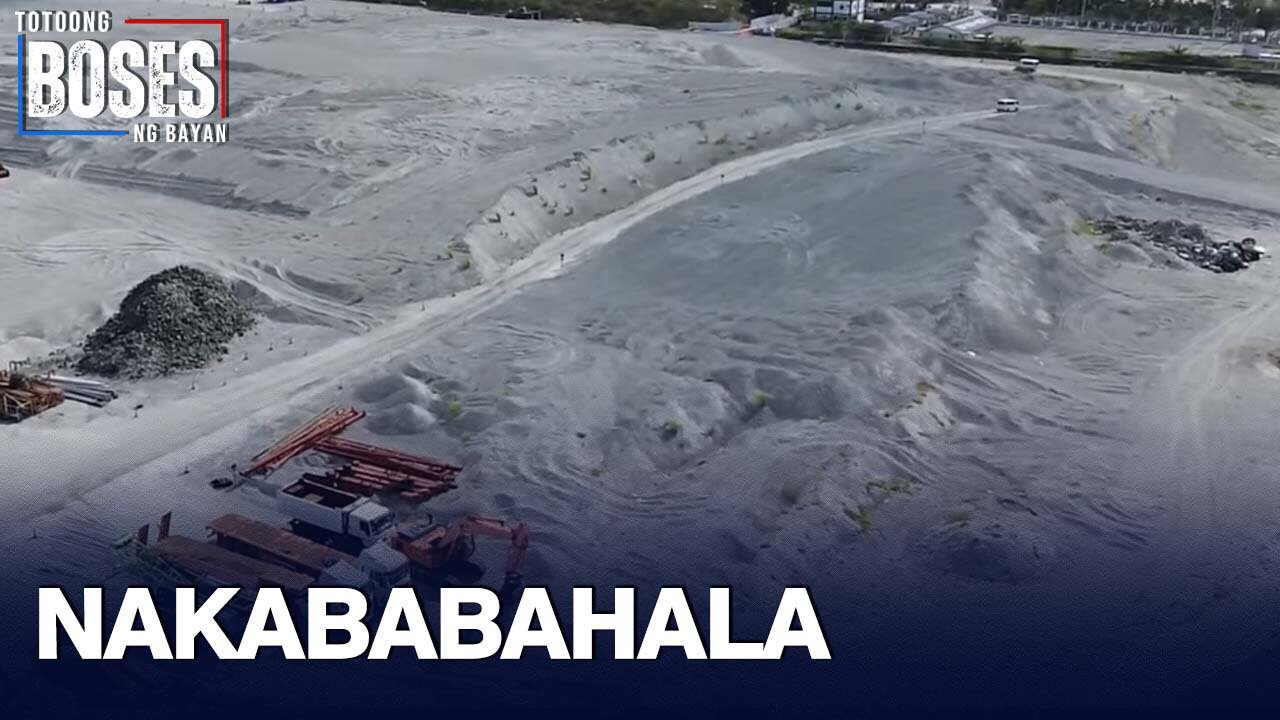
[921, 12, 997, 41]
[809, 1, 867, 22]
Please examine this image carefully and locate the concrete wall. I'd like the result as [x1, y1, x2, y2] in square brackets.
[688, 21, 743, 32]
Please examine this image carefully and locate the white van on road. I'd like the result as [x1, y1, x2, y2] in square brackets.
[996, 98, 1020, 113]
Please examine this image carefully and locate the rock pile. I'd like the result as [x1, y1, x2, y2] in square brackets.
[77, 266, 256, 379]
[1092, 216, 1264, 273]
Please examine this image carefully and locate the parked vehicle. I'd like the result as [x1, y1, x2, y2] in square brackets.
[391, 514, 529, 586]
[114, 514, 315, 608]
[208, 513, 409, 594]
[278, 477, 397, 555]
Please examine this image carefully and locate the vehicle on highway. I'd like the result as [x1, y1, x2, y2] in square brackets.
[996, 98, 1020, 113]
[1017, 58, 1039, 74]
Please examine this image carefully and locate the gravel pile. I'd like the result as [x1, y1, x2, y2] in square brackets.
[1093, 216, 1264, 273]
[76, 266, 256, 379]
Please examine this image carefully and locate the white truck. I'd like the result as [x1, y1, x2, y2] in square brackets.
[1016, 57, 1039, 74]
[278, 477, 398, 556]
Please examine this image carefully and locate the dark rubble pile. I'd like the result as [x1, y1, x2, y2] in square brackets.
[1093, 216, 1265, 273]
[76, 266, 256, 379]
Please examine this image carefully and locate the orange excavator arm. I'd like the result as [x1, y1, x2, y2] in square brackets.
[458, 516, 530, 580]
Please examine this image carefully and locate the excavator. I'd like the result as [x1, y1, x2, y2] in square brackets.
[391, 514, 530, 591]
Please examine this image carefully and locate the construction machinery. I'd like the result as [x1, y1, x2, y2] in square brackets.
[207, 513, 408, 593]
[113, 513, 315, 604]
[391, 514, 530, 584]
[0, 370, 64, 422]
[244, 406, 461, 504]
[279, 476, 398, 555]
[117, 508, 529, 599]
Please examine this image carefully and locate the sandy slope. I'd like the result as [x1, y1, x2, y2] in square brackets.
[0, 107, 1002, 525]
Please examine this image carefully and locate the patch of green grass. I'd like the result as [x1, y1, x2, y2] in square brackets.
[845, 505, 874, 535]
[866, 476, 918, 500]
[752, 390, 769, 409]
[662, 418, 681, 439]
[443, 400, 464, 420]
[1072, 218, 1099, 237]
[847, 476, 921, 536]
[1231, 99, 1267, 114]
[912, 380, 936, 406]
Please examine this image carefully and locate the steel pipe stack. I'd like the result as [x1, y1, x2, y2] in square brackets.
[43, 375, 118, 407]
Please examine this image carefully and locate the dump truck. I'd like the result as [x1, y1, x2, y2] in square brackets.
[278, 476, 397, 555]
[208, 513, 408, 594]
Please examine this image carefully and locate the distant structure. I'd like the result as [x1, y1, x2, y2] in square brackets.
[920, 12, 997, 41]
[688, 20, 746, 32]
[809, 1, 867, 23]
[750, 11, 800, 35]
[876, 6, 956, 37]
[1243, 43, 1280, 60]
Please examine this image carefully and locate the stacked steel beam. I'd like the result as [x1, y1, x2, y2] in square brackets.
[242, 406, 366, 477]
[313, 435, 462, 504]
[43, 375, 117, 407]
[243, 405, 461, 504]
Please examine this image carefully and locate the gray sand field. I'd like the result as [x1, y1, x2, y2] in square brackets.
[3, 0, 1280, 704]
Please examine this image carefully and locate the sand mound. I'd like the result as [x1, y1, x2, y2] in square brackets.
[461, 89, 878, 278]
[700, 44, 749, 68]
[76, 266, 256, 379]
[918, 517, 1056, 583]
